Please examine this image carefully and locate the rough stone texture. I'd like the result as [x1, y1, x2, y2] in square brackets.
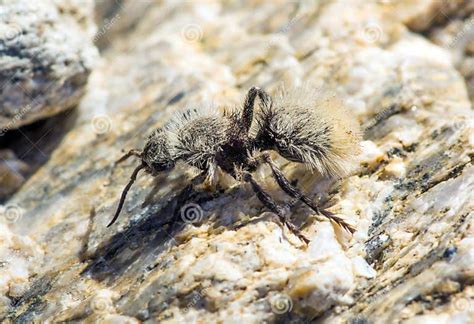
[1, 1, 473, 323]
[404, 0, 474, 103]
[0, 0, 98, 132]
[93, 0, 153, 51]
[0, 149, 28, 199]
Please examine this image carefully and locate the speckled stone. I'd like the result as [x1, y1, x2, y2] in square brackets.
[0, 0, 98, 132]
[1, 1, 473, 323]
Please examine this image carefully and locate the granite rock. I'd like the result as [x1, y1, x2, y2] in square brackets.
[0, 1, 473, 323]
[0, 0, 98, 133]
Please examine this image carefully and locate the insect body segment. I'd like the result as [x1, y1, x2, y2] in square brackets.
[254, 88, 361, 177]
[109, 86, 361, 243]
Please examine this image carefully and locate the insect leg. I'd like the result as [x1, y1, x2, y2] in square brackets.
[248, 154, 300, 210]
[260, 154, 356, 233]
[241, 86, 272, 133]
[242, 172, 310, 244]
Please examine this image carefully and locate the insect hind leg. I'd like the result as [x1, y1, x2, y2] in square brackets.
[242, 172, 310, 244]
[257, 153, 356, 234]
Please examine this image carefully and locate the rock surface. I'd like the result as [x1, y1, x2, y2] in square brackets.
[0, 0, 98, 133]
[1, 1, 473, 323]
[0, 149, 28, 199]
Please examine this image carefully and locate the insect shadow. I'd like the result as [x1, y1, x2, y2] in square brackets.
[81, 170, 332, 283]
[80, 173, 284, 283]
[80, 168, 329, 283]
[80, 180, 211, 282]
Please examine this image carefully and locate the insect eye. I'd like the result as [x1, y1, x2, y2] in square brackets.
[147, 159, 174, 173]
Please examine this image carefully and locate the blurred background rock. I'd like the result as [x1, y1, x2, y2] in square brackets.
[0, 0, 97, 200]
[0, 0, 473, 323]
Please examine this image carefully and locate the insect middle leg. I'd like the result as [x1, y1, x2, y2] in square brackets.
[253, 153, 355, 233]
[242, 172, 310, 244]
[241, 86, 272, 133]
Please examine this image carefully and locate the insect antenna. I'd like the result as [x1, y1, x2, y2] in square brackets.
[115, 149, 142, 165]
[107, 163, 146, 227]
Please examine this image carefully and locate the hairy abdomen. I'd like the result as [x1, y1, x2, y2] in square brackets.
[255, 88, 361, 178]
